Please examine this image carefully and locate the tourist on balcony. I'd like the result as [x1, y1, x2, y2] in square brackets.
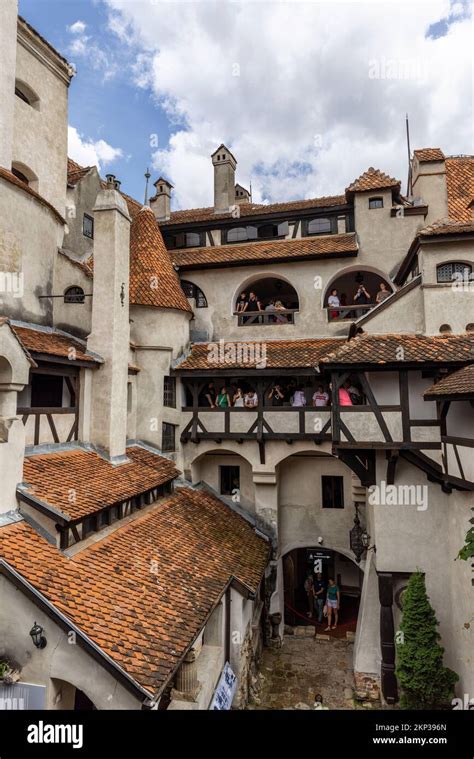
[268, 383, 286, 406]
[376, 281, 391, 303]
[244, 389, 258, 407]
[233, 387, 244, 407]
[217, 386, 232, 408]
[328, 288, 340, 319]
[312, 385, 329, 407]
[353, 284, 371, 314]
[345, 379, 362, 405]
[325, 577, 340, 631]
[236, 291, 248, 312]
[338, 385, 353, 406]
[264, 299, 276, 324]
[200, 381, 217, 408]
[245, 291, 263, 324]
[274, 300, 287, 324]
[291, 385, 307, 407]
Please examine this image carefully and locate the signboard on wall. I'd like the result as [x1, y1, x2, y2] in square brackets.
[0, 682, 46, 710]
[209, 662, 237, 710]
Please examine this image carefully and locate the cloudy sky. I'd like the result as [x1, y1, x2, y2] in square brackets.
[20, 0, 473, 209]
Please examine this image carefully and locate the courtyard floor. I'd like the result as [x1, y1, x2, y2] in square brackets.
[249, 631, 370, 710]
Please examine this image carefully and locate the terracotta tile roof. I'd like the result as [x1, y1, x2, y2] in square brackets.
[158, 195, 347, 226]
[445, 156, 474, 221]
[418, 219, 474, 236]
[58, 249, 94, 279]
[171, 233, 358, 270]
[175, 338, 344, 371]
[129, 207, 192, 312]
[345, 167, 401, 197]
[0, 488, 269, 695]
[414, 148, 445, 163]
[0, 319, 37, 367]
[0, 167, 65, 224]
[21, 445, 180, 521]
[424, 364, 474, 399]
[67, 158, 93, 187]
[10, 323, 102, 365]
[320, 333, 474, 366]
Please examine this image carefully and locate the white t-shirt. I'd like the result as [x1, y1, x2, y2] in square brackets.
[244, 393, 258, 407]
[233, 396, 244, 407]
[313, 391, 329, 407]
[328, 295, 340, 308]
[291, 390, 307, 407]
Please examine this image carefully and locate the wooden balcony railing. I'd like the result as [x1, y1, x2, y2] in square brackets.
[234, 309, 298, 326]
[325, 304, 374, 321]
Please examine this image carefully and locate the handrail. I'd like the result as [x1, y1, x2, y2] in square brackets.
[234, 308, 298, 326]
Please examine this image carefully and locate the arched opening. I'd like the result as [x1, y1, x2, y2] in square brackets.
[234, 276, 299, 325]
[15, 79, 40, 110]
[0, 356, 13, 385]
[324, 266, 393, 321]
[64, 286, 85, 304]
[74, 687, 97, 710]
[11, 161, 38, 192]
[283, 546, 362, 636]
[436, 261, 473, 283]
[180, 279, 207, 308]
[189, 448, 255, 512]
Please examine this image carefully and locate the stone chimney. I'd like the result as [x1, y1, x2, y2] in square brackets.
[211, 144, 237, 213]
[150, 177, 173, 221]
[0, 0, 18, 170]
[87, 178, 131, 461]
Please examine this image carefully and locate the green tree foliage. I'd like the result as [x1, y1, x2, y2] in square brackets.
[396, 571, 458, 709]
[458, 508, 474, 563]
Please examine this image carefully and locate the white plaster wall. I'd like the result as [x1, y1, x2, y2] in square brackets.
[193, 453, 255, 514]
[0, 576, 143, 709]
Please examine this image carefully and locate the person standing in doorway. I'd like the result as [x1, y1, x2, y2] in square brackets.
[304, 571, 314, 618]
[313, 572, 326, 624]
[325, 577, 340, 631]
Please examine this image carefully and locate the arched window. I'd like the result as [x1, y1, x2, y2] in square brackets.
[180, 280, 207, 308]
[307, 217, 332, 235]
[436, 262, 472, 283]
[14, 80, 40, 110]
[11, 161, 38, 190]
[64, 286, 85, 304]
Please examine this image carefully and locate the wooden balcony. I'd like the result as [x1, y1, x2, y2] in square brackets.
[234, 309, 297, 326]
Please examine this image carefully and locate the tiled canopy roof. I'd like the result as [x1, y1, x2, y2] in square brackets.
[59, 249, 94, 279]
[11, 322, 102, 365]
[171, 233, 358, 270]
[157, 195, 347, 226]
[129, 206, 192, 313]
[345, 167, 401, 197]
[418, 219, 474, 237]
[0, 488, 269, 696]
[445, 156, 474, 221]
[320, 333, 474, 366]
[0, 167, 65, 224]
[175, 338, 343, 371]
[414, 148, 445, 163]
[21, 445, 180, 521]
[67, 158, 93, 187]
[424, 364, 474, 399]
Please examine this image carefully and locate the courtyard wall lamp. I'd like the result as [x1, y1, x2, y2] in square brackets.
[29, 622, 47, 649]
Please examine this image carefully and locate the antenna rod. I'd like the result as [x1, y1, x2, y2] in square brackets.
[405, 114, 412, 197]
[144, 167, 151, 206]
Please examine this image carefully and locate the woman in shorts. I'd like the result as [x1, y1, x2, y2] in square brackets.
[325, 577, 340, 631]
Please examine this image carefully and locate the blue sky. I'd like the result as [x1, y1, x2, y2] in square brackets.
[20, 0, 171, 203]
[18, 0, 473, 210]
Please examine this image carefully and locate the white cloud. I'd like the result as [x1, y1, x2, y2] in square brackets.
[105, 0, 473, 208]
[68, 126, 123, 171]
[68, 20, 87, 35]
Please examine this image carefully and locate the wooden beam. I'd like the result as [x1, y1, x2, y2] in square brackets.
[378, 572, 398, 704]
[358, 372, 393, 442]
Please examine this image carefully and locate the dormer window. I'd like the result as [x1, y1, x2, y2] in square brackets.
[369, 197, 383, 209]
[11, 167, 29, 185]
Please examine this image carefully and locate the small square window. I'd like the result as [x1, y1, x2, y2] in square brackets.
[321, 475, 344, 508]
[162, 422, 176, 452]
[83, 214, 94, 238]
[163, 377, 176, 408]
[369, 198, 383, 209]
